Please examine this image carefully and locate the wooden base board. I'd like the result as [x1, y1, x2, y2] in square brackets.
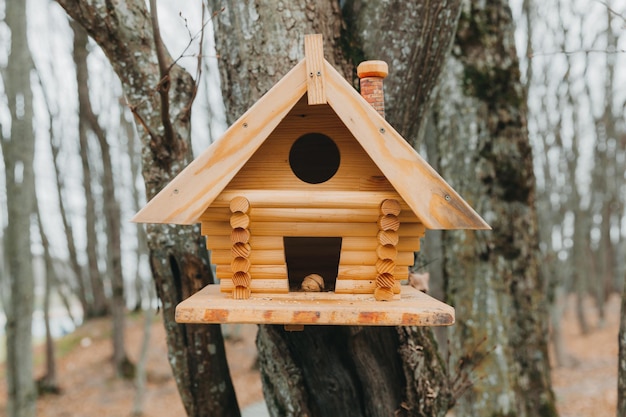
[175, 285, 454, 327]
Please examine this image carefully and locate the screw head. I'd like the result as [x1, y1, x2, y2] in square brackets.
[445, 194, 451, 201]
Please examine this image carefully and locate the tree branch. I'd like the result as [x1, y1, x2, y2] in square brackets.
[149, 0, 177, 155]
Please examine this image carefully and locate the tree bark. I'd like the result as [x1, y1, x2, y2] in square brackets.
[72, 20, 133, 375]
[36, 212, 60, 394]
[210, 2, 460, 416]
[72, 22, 110, 319]
[617, 266, 626, 417]
[2, 1, 37, 415]
[56, 1, 239, 415]
[431, 1, 557, 416]
[344, 0, 462, 147]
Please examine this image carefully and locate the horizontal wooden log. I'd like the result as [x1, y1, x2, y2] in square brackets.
[202, 221, 424, 238]
[212, 250, 285, 265]
[205, 235, 421, 252]
[212, 249, 413, 267]
[338, 265, 408, 280]
[216, 264, 287, 279]
[229, 196, 250, 213]
[339, 250, 412, 266]
[201, 207, 421, 223]
[214, 190, 413, 211]
[219, 279, 289, 293]
[335, 279, 401, 294]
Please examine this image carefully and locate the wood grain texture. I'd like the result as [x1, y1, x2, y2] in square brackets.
[213, 190, 411, 210]
[201, 207, 421, 223]
[335, 279, 401, 295]
[304, 34, 326, 105]
[219, 279, 289, 293]
[222, 97, 396, 193]
[206, 235, 421, 252]
[202, 221, 424, 237]
[175, 284, 455, 326]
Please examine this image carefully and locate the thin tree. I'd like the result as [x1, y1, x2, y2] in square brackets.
[71, 21, 133, 377]
[56, 1, 239, 415]
[617, 266, 626, 417]
[2, 0, 37, 415]
[71, 21, 110, 319]
[36, 211, 60, 394]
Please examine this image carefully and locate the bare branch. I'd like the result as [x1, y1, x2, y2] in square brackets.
[149, 0, 176, 155]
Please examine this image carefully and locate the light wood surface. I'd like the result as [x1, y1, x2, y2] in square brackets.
[219, 279, 289, 293]
[205, 235, 421, 251]
[304, 34, 326, 105]
[216, 264, 288, 279]
[335, 279, 401, 294]
[213, 190, 412, 210]
[175, 284, 455, 326]
[211, 249, 413, 266]
[202, 221, 424, 237]
[201, 207, 421, 223]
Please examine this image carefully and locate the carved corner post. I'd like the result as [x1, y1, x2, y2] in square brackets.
[229, 196, 251, 299]
[375, 199, 401, 301]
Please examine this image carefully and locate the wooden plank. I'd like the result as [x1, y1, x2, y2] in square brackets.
[219, 279, 289, 293]
[339, 250, 413, 266]
[211, 249, 413, 266]
[216, 264, 287, 279]
[304, 34, 326, 105]
[335, 279, 401, 294]
[132, 60, 308, 225]
[338, 265, 408, 280]
[206, 235, 283, 250]
[201, 207, 422, 223]
[213, 190, 412, 211]
[202, 221, 424, 237]
[205, 235, 421, 252]
[323, 60, 490, 230]
[222, 97, 395, 193]
[212, 249, 285, 265]
[175, 284, 455, 326]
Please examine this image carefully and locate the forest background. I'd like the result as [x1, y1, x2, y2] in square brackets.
[0, 0, 625, 416]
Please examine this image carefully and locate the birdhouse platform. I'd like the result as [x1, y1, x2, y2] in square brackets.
[175, 284, 453, 327]
[133, 34, 489, 328]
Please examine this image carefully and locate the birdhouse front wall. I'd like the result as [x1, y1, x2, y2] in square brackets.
[199, 96, 425, 297]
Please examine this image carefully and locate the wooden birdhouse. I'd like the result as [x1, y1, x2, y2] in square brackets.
[133, 34, 489, 328]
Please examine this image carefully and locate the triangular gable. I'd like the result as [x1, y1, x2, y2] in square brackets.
[134, 55, 489, 230]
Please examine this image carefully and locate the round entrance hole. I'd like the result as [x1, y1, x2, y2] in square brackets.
[289, 133, 340, 184]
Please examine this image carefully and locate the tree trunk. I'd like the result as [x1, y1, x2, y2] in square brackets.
[36, 212, 60, 394]
[71, 22, 110, 319]
[56, 1, 239, 415]
[73, 21, 133, 375]
[431, 1, 557, 416]
[210, 2, 461, 416]
[617, 266, 626, 417]
[2, 1, 37, 415]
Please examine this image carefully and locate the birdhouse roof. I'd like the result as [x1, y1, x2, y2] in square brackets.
[133, 36, 489, 230]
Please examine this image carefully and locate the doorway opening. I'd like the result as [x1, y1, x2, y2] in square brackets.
[283, 237, 342, 292]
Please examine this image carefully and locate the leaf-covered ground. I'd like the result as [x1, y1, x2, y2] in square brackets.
[0, 294, 620, 416]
